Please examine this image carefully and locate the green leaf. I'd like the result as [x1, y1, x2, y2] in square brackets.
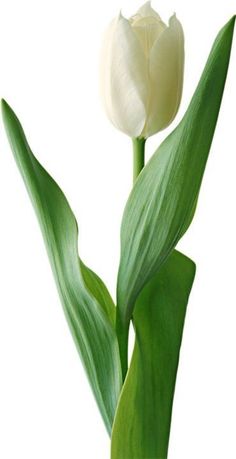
[112, 250, 196, 459]
[80, 261, 116, 328]
[2, 100, 122, 434]
[116, 16, 235, 374]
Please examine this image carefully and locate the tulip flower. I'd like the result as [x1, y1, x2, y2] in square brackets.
[3, 8, 234, 459]
[100, 1, 184, 139]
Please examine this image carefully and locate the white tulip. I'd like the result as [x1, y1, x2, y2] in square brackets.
[100, 1, 184, 139]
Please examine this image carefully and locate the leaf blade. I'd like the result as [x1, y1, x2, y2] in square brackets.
[112, 250, 196, 458]
[117, 17, 235, 368]
[2, 100, 122, 434]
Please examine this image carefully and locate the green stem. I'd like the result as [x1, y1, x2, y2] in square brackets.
[116, 316, 129, 382]
[117, 138, 147, 381]
[132, 137, 146, 184]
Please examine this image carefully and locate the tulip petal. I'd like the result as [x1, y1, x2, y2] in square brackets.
[100, 14, 148, 137]
[143, 14, 184, 137]
[131, 16, 166, 58]
[137, 1, 162, 21]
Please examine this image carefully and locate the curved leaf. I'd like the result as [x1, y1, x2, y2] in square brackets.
[112, 250, 196, 458]
[2, 100, 122, 434]
[116, 16, 235, 374]
[80, 261, 116, 327]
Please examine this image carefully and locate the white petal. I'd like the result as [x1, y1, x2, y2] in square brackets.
[131, 16, 166, 57]
[100, 14, 148, 137]
[137, 1, 162, 21]
[100, 18, 118, 126]
[143, 14, 184, 137]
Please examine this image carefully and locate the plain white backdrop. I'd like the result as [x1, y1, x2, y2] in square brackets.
[0, 0, 236, 457]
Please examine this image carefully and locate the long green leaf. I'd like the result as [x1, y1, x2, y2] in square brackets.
[117, 16, 235, 374]
[112, 250, 196, 458]
[2, 100, 122, 434]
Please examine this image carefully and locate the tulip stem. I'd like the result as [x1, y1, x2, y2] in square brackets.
[116, 138, 146, 379]
[132, 138, 146, 183]
[117, 138, 147, 382]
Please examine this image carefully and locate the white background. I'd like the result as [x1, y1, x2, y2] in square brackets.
[0, 0, 236, 457]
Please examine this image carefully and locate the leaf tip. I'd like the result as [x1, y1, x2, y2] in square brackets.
[229, 14, 236, 30]
[225, 14, 236, 35]
[1, 98, 11, 122]
[1, 98, 7, 112]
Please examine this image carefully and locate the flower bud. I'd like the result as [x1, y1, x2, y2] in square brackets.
[100, 1, 184, 138]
